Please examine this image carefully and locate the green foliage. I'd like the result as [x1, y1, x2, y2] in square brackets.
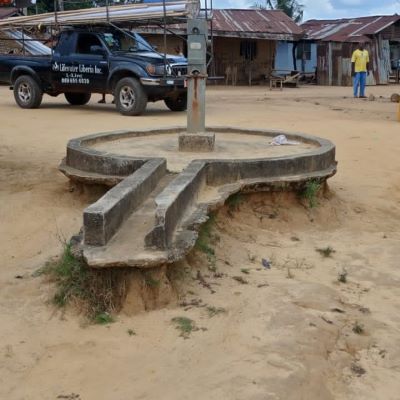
[251, 0, 304, 23]
[172, 317, 197, 338]
[195, 213, 217, 270]
[241, 268, 250, 274]
[40, 243, 128, 322]
[49, 243, 89, 307]
[206, 306, 226, 317]
[94, 312, 114, 325]
[316, 246, 335, 258]
[127, 329, 136, 336]
[225, 192, 243, 211]
[195, 213, 216, 255]
[352, 322, 364, 335]
[301, 180, 321, 208]
[143, 272, 160, 288]
[28, 0, 98, 15]
[338, 269, 348, 283]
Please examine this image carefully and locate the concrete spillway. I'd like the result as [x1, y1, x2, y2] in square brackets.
[59, 127, 337, 268]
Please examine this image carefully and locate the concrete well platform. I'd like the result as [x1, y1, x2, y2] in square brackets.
[59, 127, 337, 268]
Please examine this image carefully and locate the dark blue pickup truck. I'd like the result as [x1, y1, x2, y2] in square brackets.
[0, 28, 188, 115]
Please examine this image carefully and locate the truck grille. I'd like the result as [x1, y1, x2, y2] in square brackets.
[172, 65, 187, 77]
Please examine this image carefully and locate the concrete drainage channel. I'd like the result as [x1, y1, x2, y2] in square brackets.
[59, 127, 337, 268]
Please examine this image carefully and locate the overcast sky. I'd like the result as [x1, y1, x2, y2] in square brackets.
[211, 0, 400, 20]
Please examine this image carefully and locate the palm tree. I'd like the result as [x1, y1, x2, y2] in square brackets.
[251, 0, 304, 23]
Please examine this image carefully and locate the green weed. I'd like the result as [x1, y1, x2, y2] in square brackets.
[206, 306, 226, 317]
[338, 269, 348, 283]
[316, 246, 336, 258]
[195, 213, 217, 269]
[143, 272, 160, 288]
[301, 180, 321, 208]
[352, 322, 364, 335]
[226, 192, 243, 211]
[40, 242, 129, 322]
[94, 312, 114, 325]
[172, 317, 197, 338]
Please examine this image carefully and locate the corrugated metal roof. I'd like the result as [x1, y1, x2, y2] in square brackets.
[212, 9, 303, 37]
[138, 8, 303, 40]
[302, 15, 400, 42]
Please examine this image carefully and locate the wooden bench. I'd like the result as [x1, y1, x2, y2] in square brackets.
[268, 70, 301, 90]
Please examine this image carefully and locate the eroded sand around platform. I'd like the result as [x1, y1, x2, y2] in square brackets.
[1, 85, 400, 400]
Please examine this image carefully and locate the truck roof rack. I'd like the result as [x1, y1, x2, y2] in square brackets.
[0, 0, 200, 29]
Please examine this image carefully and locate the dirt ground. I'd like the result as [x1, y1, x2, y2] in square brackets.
[1, 84, 400, 400]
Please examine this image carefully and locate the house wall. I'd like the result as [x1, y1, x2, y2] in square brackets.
[274, 41, 317, 73]
[213, 37, 276, 84]
[316, 39, 392, 86]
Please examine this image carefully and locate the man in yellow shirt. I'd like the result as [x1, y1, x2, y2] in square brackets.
[351, 43, 370, 98]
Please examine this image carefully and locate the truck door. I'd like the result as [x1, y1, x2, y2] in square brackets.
[52, 32, 109, 93]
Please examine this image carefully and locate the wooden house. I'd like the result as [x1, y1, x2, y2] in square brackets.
[302, 15, 400, 86]
[139, 9, 303, 85]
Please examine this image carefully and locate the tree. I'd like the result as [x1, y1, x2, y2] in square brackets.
[251, 0, 304, 23]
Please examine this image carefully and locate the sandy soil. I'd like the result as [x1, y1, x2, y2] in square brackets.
[1, 84, 400, 399]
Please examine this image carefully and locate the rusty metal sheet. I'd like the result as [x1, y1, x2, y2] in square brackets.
[303, 15, 400, 43]
[212, 9, 303, 37]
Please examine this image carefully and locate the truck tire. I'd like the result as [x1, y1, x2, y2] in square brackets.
[65, 92, 91, 106]
[164, 93, 187, 112]
[13, 75, 43, 109]
[115, 77, 147, 116]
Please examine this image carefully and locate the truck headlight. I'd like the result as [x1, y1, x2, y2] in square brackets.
[146, 64, 156, 75]
[149, 64, 173, 76]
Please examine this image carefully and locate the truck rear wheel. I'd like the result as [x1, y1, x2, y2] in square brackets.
[64, 92, 91, 106]
[115, 77, 147, 116]
[164, 93, 187, 112]
[13, 75, 43, 109]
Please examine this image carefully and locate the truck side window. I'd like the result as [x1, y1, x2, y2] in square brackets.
[76, 34, 104, 55]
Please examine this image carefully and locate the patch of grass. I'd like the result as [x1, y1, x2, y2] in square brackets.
[206, 306, 226, 317]
[172, 316, 197, 338]
[195, 213, 217, 270]
[143, 271, 160, 288]
[41, 242, 129, 322]
[301, 180, 321, 208]
[94, 312, 114, 325]
[127, 329, 136, 336]
[316, 246, 336, 258]
[241, 268, 250, 275]
[338, 269, 348, 283]
[225, 192, 243, 212]
[352, 321, 364, 335]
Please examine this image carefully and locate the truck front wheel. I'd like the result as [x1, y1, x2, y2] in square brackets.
[115, 77, 147, 116]
[164, 93, 187, 112]
[65, 92, 91, 106]
[13, 75, 43, 109]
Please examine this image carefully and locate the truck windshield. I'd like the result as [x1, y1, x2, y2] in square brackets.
[101, 31, 153, 53]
